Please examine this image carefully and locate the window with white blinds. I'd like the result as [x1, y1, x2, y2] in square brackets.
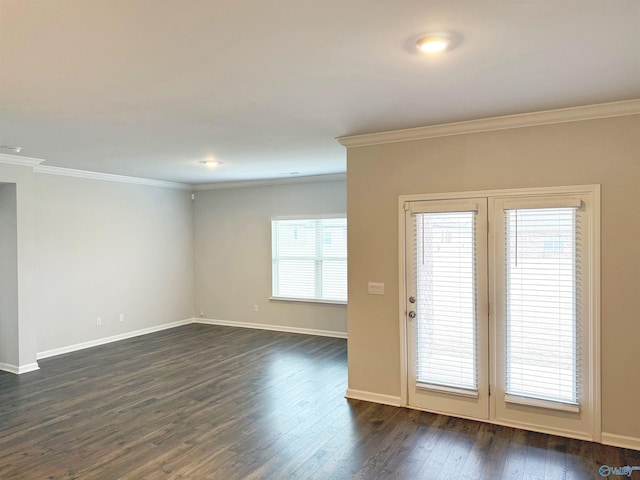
[504, 205, 581, 405]
[271, 217, 347, 303]
[415, 210, 478, 391]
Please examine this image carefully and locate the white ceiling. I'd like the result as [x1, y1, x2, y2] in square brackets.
[1, 0, 639, 185]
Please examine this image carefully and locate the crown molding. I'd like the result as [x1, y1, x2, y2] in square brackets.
[8, 157, 345, 191]
[336, 99, 640, 148]
[192, 172, 346, 191]
[33, 165, 191, 190]
[0, 153, 46, 167]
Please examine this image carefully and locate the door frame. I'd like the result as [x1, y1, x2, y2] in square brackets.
[398, 184, 601, 441]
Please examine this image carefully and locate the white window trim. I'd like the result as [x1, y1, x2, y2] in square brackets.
[269, 296, 347, 306]
[271, 214, 347, 221]
[398, 184, 600, 442]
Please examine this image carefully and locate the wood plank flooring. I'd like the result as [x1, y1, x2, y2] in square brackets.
[0, 324, 637, 479]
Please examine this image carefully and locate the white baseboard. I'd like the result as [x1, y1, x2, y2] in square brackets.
[36, 318, 193, 360]
[194, 318, 348, 339]
[602, 432, 640, 451]
[0, 361, 40, 375]
[345, 388, 402, 407]
[0, 362, 20, 374]
[34, 317, 345, 364]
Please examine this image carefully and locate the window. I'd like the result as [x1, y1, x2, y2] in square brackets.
[271, 217, 347, 303]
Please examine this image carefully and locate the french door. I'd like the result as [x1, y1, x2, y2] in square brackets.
[405, 198, 489, 419]
[402, 187, 599, 440]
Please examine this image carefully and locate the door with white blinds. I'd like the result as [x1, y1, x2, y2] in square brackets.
[405, 199, 489, 419]
[492, 195, 594, 437]
[403, 188, 598, 440]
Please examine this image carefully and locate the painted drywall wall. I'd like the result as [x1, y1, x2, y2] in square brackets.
[194, 180, 347, 335]
[0, 183, 19, 366]
[0, 162, 39, 370]
[33, 173, 195, 353]
[346, 114, 640, 439]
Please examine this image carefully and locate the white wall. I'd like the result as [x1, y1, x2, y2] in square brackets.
[1, 161, 346, 369]
[0, 161, 39, 371]
[194, 180, 347, 335]
[0, 183, 19, 367]
[33, 173, 196, 354]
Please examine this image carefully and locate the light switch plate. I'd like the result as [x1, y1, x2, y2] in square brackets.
[368, 282, 385, 295]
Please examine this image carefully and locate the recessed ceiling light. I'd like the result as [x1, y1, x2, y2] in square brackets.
[0, 145, 23, 153]
[415, 34, 452, 53]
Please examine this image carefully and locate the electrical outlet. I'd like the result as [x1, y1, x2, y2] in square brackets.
[199, 309, 204, 318]
[253, 304, 259, 312]
[96, 317, 102, 326]
[119, 313, 124, 322]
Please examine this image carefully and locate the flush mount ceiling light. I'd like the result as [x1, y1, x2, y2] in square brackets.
[202, 160, 222, 168]
[415, 33, 452, 53]
[0, 145, 23, 153]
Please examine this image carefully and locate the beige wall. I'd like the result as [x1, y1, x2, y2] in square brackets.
[194, 180, 347, 335]
[33, 173, 196, 353]
[346, 114, 640, 439]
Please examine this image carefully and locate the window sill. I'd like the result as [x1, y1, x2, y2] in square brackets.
[269, 296, 347, 306]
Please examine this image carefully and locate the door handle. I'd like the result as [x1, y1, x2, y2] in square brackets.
[408, 311, 416, 319]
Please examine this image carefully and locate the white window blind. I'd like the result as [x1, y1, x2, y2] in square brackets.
[272, 217, 347, 303]
[415, 210, 478, 391]
[504, 206, 580, 405]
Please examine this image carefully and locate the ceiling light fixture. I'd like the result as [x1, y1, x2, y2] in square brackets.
[415, 34, 452, 53]
[0, 145, 23, 153]
[202, 160, 222, 168]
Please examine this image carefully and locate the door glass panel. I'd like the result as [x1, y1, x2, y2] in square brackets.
[504, 207, 579, 405]
[415, 211, 478, 391]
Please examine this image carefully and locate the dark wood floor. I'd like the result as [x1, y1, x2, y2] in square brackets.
[0, 324, 637, 479]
